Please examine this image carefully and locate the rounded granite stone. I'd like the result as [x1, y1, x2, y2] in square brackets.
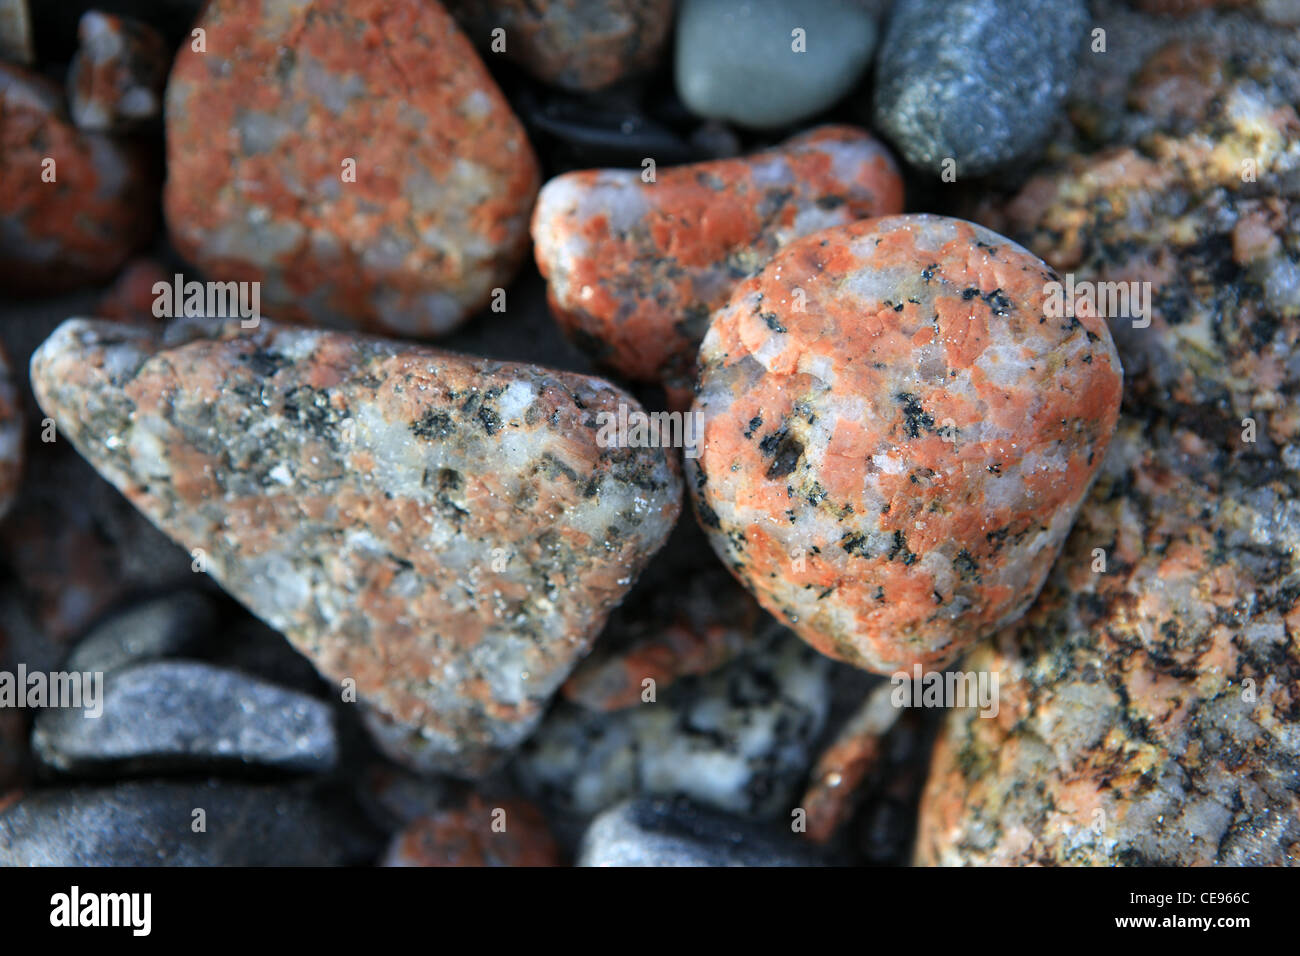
[163, 0, 540, 338]
[688, 213, 1123, 674]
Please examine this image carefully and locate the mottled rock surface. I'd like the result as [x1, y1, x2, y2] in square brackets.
[533, 126, 902, 405]
[31, 318, 681, 777]
[690, 214, 1123, 673]
[516, 626, 834, 819]
[873, 0, 1088, 176]
[33, 660, 337, 775]
[164, 0, 539, 337]
[917, 418, 1300, 865]
[675, 0, 879, 129]
[68, 11, 168, 132]
[578, 797, 822, 866]
[0, 62, 156, 292]
[0, 780, 380, 865]
[383, 796, 560, 866]
[448, 0, 675, 92]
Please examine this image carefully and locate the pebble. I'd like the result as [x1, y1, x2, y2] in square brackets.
[30, 318, 681, 777]
[63, 591, 217, 676]
[0, 780, 381, 865]
[916, 416, 1300, 865]
[163, 0, 539, 338]
[577, 797, 822, 866]
[447, 0, 676, 92]
[383, 796, 560, 866]
[0, 62, 157, 293]
[689, 213, 1123, 674]
[532, 125, 903, 405]
[872, 0, 1088, 176]
[0, 342, 20, 521]
[32, 660, 338, 775]
[516, 626, 835, 819]
[68, 11, 168, 133]
[675, 0, 879, 129]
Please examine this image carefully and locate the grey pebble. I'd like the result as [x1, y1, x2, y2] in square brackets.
[578, 797, 823, 866]
[32, 659, 337, 775]
[676, 0, 879, 129]
[0, 779, 379, 865]
[872, 0, 1088, 176]
[63, 591, 216, 675]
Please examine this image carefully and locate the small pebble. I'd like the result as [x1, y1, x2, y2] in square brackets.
[383, 796, 560, 866]
[873, 0, 1088, 176]
[689, 213, 1123, 673]
[533, 125, 903, 405]
[676, 0, 879, 129]
[68, 11, 168, 132]
[32, 659, 338, 775]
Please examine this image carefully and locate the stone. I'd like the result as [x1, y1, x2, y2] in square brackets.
[532, 125, 903, 406]
[577, 797, 823, 866]
[516, 626, 835, 819]
[0, 780, 381, 865]
[0, 62, 157, 293]
[30, 318, 681, 777]
[32, 660, 338, 775]
[915, 416, 1300, 865]
[689, 213, 1123, 674]
[0, 341, 21, 521]
[873, 0, 1088, 176]
[68, 11, 169, 133]
[0, 0, 32, 65]
[383, 796, 560, 866]
[675, 0, 879, 129]
[63, 591, 217, 675]
[447, 0, 675, 92]
[1001, 38, 1300, 456]
[163, 0, 539, 338]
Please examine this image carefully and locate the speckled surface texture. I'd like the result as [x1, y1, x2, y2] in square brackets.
[29, 318, 681, 777]
[689, 214, 1123, 674]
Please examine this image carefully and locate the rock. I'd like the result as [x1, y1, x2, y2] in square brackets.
[561, 518, 762, 711]
[689, 214, 1123, 674]
[68, 11, 168, 132]
[63, 591, 216, 675]
[1001, 38, 1300, 455]
[30, 318, 681, 777]
[532, 125, 903, 405]
[873, 0, 1088, 176]
[0, 780, 380, 865]
[94, 258, 171, 322]
[516, 626, 835, 819]
[32, 660, 337, 775]
[578, 797, 823, 866]
[0, 62, 157, 293]
[447, 0, 675, 92]
[0, 341, 21, 521]
[163, 0, 539, 338]
[798, 679, 900, 844]
[383, 796, 560, 866]
[0, 0, 32, 65]
[915, 416, 1300, 865]
[675, 0, 879, 129]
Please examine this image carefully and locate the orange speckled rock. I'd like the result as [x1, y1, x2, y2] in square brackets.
[0, 63, 157, 293]
[447, 0, 675, 92]
[68, 11, 168, 133]
[689, 214, 1123, 674]
[163, 0, 540, 338]
[383, 796, 560, 866]
[916, 417, 1300, 865]
[0, 342, 21, 520]
[532, 126, 903, 406]
[30, 318, 681, 777]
